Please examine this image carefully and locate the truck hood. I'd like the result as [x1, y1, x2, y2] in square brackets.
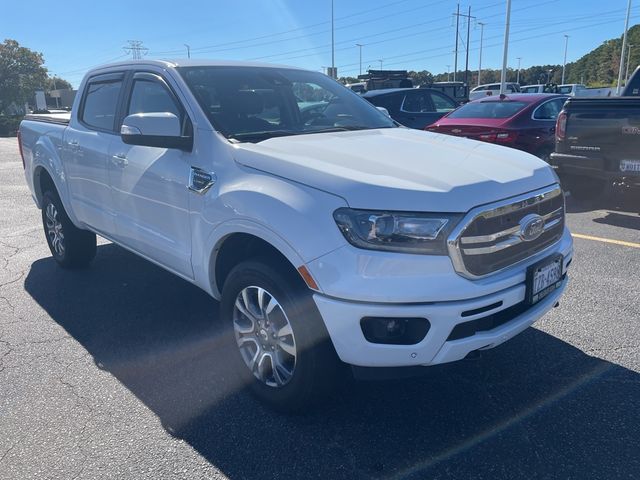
[232, 128, 557, 212]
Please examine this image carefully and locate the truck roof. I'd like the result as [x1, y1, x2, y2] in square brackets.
[88, 59, 305, 75]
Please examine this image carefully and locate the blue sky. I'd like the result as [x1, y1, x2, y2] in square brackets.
[3, 0, 639, 87]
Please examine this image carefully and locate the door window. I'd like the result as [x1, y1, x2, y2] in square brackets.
[401, 92, 434, 113]
[533, 99, 565, 120]
[428, 92, 457, 113]
[81, 80, 123, 131]
[128, 80, 180, 117]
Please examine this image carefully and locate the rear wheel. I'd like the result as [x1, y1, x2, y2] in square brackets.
[220, 258, 343, 411]
[42, 190, 96, 268]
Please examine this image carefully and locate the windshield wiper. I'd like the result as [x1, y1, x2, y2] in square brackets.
[228, 130, 302, 143]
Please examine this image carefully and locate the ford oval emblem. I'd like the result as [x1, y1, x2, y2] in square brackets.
[519, 214, 545, 242]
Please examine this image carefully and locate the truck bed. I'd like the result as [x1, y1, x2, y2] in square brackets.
[24, 112, 71, 126]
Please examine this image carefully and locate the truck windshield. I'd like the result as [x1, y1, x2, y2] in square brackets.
[178, 66, 396, 142]
[447, 101, 528, 119]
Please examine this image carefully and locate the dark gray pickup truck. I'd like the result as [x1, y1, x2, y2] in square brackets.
[551, 67, 640, 199]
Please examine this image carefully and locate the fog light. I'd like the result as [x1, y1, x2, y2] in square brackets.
[360, 317, 430, 345]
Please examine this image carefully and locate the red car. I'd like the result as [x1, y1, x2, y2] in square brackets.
[426, 94, 568, 162]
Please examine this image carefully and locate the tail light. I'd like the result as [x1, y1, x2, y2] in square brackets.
[17, 129, 25, 169]
[556, 111, 567, 141]
[479, 130, 517, 144]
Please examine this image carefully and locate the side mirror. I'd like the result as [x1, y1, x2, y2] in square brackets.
[121, 112, 192, 151]
[376, 106, 391, 117]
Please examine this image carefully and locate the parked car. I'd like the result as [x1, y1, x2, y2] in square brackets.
[18, 60, 572, 411]
[345, 81, 367, 94]
[557, 83, 613, 97]
[426, 93, 568, 162]
[521, 84, 545, 94]
[552, 67, 640, 199]
[469, 82, 521, 101]
[362, 87, 458, 129]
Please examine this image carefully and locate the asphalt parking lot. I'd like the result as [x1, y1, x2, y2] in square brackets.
[0, 136, 638, 480]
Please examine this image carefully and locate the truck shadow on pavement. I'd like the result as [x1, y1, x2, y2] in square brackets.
[24, 245, 640, 480]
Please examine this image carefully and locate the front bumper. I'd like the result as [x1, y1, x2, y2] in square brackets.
[310, 230, 573, 368]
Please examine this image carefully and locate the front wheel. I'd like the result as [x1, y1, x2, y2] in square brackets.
[42, 190, 96, 268]
[220, 259, 343, 411]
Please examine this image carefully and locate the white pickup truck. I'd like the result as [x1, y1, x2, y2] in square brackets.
[19, 60, 573, 410]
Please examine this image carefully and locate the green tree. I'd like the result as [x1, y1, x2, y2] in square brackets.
[0, 39, 48, 113]
[408, 70, 434, 86]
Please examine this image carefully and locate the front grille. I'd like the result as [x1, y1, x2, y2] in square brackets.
[449, 186, 565, 278]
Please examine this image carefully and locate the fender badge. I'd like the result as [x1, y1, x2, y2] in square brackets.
[188, 167, 216, 194]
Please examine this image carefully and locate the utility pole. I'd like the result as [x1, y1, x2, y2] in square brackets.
[562, 35, 569, 84]
[464, 6, 474, 87]
[626, 44, 634, 84]
[378, 59, 383, 70]
[499, 0, 512, 95]
[477, 22, 485, 87]
[617, 0, 632, 95]
[452, 6, 475, 85]
[123, 40, 148, 60]
[453, 3, 460, 82]
[184, 44, 191, 59]
[446, 65, 451, 82]
[331, 0, 335, 79]
[52, 75, 59, 108]
[356, 44, 364, 76]
[516, 57, 521, 84]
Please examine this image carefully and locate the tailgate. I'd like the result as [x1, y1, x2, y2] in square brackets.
[562, 98, 640, 162]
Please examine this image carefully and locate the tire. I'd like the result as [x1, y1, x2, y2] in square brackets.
[42, 190, 96, 268]
[220, 258, 343, 412]
[563, 174, 608, 202]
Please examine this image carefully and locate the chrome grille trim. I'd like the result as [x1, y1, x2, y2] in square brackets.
[447, 185, 564, 279]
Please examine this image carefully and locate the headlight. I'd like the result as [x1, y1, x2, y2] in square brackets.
[333, 208, 462, 255]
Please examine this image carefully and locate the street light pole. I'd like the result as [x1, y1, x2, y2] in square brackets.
[356, 44, 363, 76]
[331, 0, 335, 78]
[447, 65, 451, 82]
[477, 22, 485, 87]
[617, 0, 632, 95]
[516, 57, 521, 84]
[184, 44, 191, 59]
[378, 59, 383, 70]
[499, 0, 512, 95]
[562, 35, 569, 84]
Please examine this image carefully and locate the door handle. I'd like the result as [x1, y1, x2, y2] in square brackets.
[111, 154, 128, 167]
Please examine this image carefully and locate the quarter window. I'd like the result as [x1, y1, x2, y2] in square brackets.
[81, 80, 123, 131]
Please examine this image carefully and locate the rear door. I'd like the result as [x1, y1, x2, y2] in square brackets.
[396, 90, 441, 129]
[65, 72, 125, 234]
[108, 71, 194, 278]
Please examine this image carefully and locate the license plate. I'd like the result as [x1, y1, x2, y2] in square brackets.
[526, 255, 563, 305]
[620, 160, 640, 172]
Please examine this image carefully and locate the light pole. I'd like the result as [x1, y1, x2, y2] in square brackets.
[516, 57, 521, 84]
[477, 22, 485, 86]
[547, 69, 553, 84]
[626, 44, 634, 85]
[184, 44, 191, 59]
[356, 44, 364, 76]
[561, 35, 569, 84]
[331, 0, 335, 78]
[378, 59, 383, 70]
[446, 65, 451, 81]
[499, 0, 512, 95]
[617, 0, 632, 95]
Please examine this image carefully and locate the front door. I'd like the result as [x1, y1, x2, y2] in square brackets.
[108, 71, 193, 278]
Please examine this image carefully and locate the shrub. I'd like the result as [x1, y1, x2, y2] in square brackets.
[0, 115, 23, 137]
